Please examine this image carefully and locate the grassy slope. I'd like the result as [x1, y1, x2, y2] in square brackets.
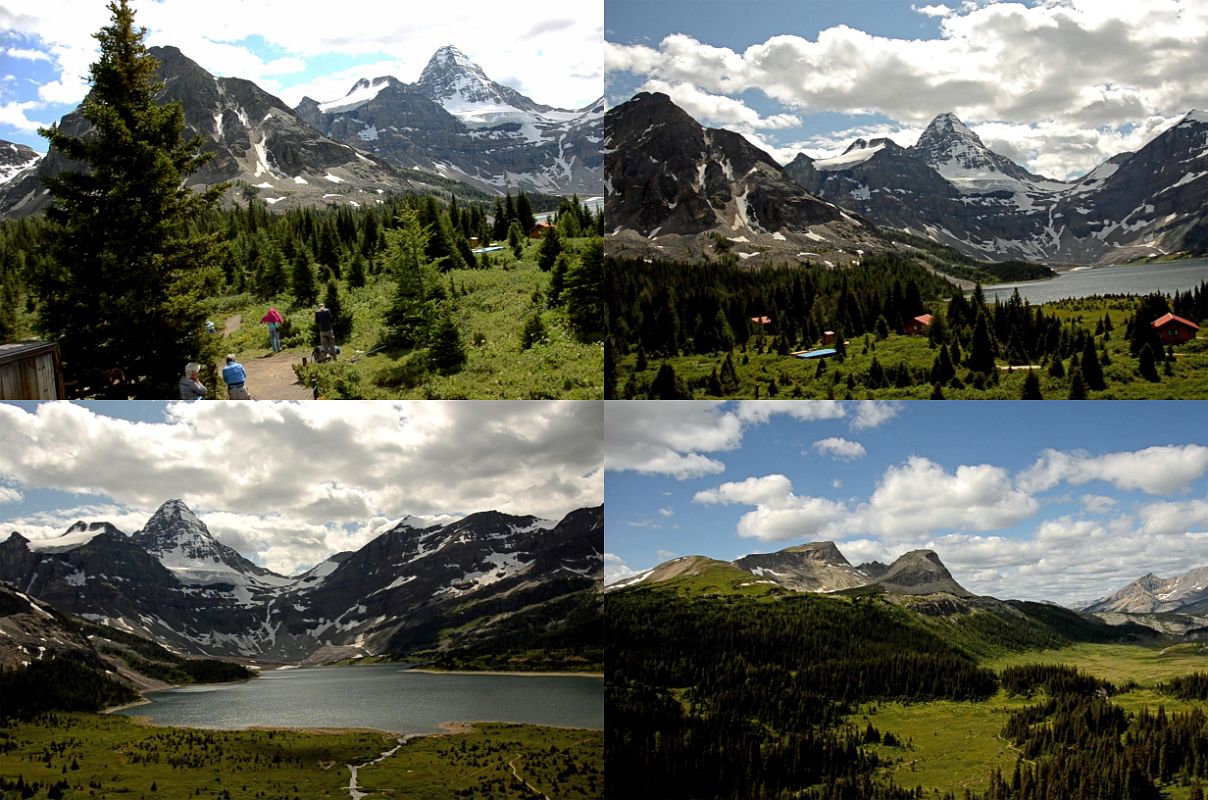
[0, 714, 600, 800]
[620, 299, 1208, 399]
[212, 237, 601, 399]
[862, 642, 1208, 798]
[357, 723, 603, 800]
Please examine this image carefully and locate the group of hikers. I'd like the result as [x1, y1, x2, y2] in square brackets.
[177, 303, 338, 400]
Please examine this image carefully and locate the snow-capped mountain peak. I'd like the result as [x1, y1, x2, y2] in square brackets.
[909, 111, 1060, 192]
[317, 76, 398, 114]
[133, 499, 290, 589]
[415, 43, 557, 123]
[0, 140, 41, 186]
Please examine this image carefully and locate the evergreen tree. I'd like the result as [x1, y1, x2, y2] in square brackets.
[929, 344, 956, 385]
[347, 252, 366, 290]
[257, 240, 287, 298]
[428, 310, 467, 375]
[719, 351, 739, 394]
[649, 362, 688, 399]
[967, 313, 996, 375]
[930, 383, 945, 399]
[563, 238, 603, 340]
[1080, 335, 1105, 390]
[537, 226, 563, 272]
[323, 280, 351, 342]
[867, 356, 885, 388]
[1047, 354, 1065, 379]
[290, 250, 317, 306]
[548, 252, 570, 305]
[515, 191, 536, 234]
[1138, 343, 1160, 381]
[34, 0, 224, 396]
[383, 208, 436, 350]
[1130, 293, 1170, 356]
[491, 198, 508, 241]
[520, 312, 547, 349]
[1068, 367, 1087, 399]
[604, 337, 619, 400]
[508, 222, 525, 259]
[1021, 370, 1042, 399]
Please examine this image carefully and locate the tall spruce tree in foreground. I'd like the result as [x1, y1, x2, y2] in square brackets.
[35, 0, 224, 397]
[383, 207, 437, 350]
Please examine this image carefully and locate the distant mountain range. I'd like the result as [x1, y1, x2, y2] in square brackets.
[609, 540, 971, 597]
[0, 44, 602, 219]
[0, 500, 603, 665]
[787, 109, 1208, 264]
[297, 45, 603, 195]
[605, 92, 1208, 265]
[1085, 564, 1208, 619]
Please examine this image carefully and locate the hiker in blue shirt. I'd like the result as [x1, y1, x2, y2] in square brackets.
[222, 354, 251, 399]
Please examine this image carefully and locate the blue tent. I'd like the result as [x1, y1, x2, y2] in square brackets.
[794, 348, 837, 360]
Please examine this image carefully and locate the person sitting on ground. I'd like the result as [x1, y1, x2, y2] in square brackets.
[179, 362, 206, 400]
[315, 303, 336, 361]
[222, 354, 251, 400]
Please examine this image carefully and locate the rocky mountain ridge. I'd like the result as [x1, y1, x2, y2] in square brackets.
[0, 500, 603, 662]
[1085, 564, 1208, 616]
[603, 91, 885, 264]
[610, 540, 971, 597]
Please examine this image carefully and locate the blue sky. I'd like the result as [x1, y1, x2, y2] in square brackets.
[605, 401, 1208, 605]
[604, 0, 1208, 179]
[0, 401, 603, 576]
[0, 0, 603, 151]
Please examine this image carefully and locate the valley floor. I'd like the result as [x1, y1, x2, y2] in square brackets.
[0, 713, 602, 799]
[857, 642, 1208, 799]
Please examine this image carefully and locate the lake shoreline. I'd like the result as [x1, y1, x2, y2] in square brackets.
[402, 667, 604, 679]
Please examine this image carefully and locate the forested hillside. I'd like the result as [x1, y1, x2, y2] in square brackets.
[604, 583, 1203, 800]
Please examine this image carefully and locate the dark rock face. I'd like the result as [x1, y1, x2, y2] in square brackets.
[0, 46, 426, 219]
[784, 110, 1208, 264]
[735, 541, 866, 593]
[872, 549, 972, 597]
[0, 582, 98, 670]
[297, 46, 603, 195]
[0, 501, 603, 661]
[604, 92, 841, 238]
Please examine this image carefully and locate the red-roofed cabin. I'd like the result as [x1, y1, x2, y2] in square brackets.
[528, 221, 555, 238]
[1152, 313, 1200, 345]
[751, 315, 772, 326]
[903, 314, 934, 336]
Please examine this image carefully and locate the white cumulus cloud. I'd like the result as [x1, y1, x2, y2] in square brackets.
[1019, 445, 1208, 495]
[813, 437, 866, 461]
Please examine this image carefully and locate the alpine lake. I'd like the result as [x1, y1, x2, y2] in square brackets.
[116, 663, 603, 732]
[983, 256, 1208, 303]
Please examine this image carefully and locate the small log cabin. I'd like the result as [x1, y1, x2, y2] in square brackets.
[904, 314, 934, 336]
[0, 341, 66, 399]
[1152, 312, 1199, 345]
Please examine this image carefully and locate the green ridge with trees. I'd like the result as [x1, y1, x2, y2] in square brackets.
[604, 574, 1208, 800]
